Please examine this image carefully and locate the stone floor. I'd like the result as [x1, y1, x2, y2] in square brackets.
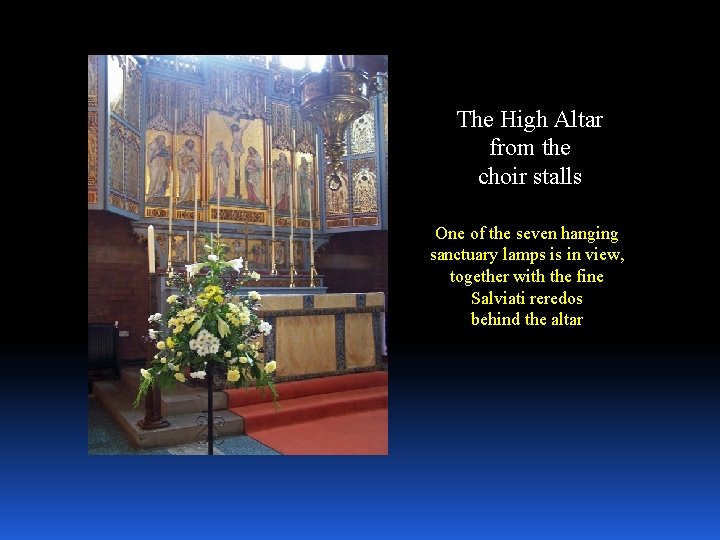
[88, 394, 279, 455]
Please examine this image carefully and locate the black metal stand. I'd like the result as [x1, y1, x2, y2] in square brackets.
[197, 358, 225, 455]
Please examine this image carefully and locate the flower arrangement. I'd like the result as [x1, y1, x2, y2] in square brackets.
[134, 234, 278, 408]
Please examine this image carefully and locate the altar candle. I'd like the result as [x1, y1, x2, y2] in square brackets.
[309, 185, 314, 266]
[193, 173, 198, 237]
[186, 231, 190, 262]
[148, 226, 155, 274]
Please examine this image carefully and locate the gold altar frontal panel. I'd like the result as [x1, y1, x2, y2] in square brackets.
[345, 313, 375, 368]
[275, 315, 336, 376]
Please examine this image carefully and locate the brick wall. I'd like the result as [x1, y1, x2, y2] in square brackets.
[88, 210, 149, 361]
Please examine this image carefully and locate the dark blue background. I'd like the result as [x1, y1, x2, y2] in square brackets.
[3, 43, 717, 538]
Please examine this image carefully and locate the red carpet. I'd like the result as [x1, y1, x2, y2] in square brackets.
[225, 371, 388, 454]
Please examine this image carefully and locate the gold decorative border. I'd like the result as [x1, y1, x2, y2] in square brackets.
[353, 216, 379, 226]
[209, 207, 266, 224]
[326, 218, 350, 228]
[145, 207, 169, 219]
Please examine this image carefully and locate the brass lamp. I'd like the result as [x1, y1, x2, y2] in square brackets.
[299, 56, 386, 183]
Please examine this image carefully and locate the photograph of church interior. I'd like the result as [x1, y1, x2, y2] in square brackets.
[88, 54, 388, 455]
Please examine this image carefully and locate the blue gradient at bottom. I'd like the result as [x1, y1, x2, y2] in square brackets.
[2, 345, 718, 538]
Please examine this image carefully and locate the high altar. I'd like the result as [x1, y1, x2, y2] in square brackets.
[257, 292, 385, 377]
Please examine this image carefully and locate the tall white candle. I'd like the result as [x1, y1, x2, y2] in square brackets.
[289, 158, 294, 266]
[186, 231, 190, 262]
[193, 172, 198, 236]
[148, 225, 155, 274]
[309, 184, 314, 266]
[216, 169, 220, 237]
[169, 110, 177, 267]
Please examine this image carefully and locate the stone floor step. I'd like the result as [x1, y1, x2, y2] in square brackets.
[92, 379, 244, 450]
[119, 367, 228, 416]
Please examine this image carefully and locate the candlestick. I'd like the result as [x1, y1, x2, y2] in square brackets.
[193, 172, 198, 237]
[148, 225, 155, 274]
[216, 166, 220, 238]
[309, 184, 314, 267]
[168, 109, 177, 270]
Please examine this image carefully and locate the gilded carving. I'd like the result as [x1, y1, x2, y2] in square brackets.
[146, 78, 174, 132]
[145, 207, 170, 219]
[294, 110, 316, 155]
[109, 192, 125, 210]
[88, 112, 98, 191]
[109, 55, 124, 117]
[350, 108, 375, 155]
[109, 119, 124, 191]
[271, 103, 292, 150]
[208, 65, 266, 118]
[88, 55, 98, 107]
[352, 167, 378, 213]
[326, 218, 350, 228]
[125, 57, 141, 129]
[353, 216, 379, 226]
[125, 133, 141, 199]
[326, 164, 349, 215]
[210, 207, 265, 224]
[177, 83, 203, 136]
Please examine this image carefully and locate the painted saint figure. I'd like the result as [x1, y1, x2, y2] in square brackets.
[177, 139, 200, 203]
[244, 146, 263, 204]
[211, 141, 230, 200]
[297, 157, 313, 214]
[147, 135, 171, 198]
[272, 153, 291, 212]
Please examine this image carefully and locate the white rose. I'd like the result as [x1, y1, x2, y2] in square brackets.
[208, 254, 219, 262]
[258, 321, 272, 336]
[227, 258, 244, 272]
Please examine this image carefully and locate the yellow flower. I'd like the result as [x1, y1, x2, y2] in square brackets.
[165, 337, 175, 349]
[156, 341, 166, 350]
[224, 351, 232, 358]
[174, 373, 186, 383]
[140, 368, 152, 380]
[167, 295, 178, 304]
[237, 343, 245, 350]
[227, 369, 240, 382]
[217, 315, 230, 338]
[214, 295, 223, 303]
[264, 361, 277, 374]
